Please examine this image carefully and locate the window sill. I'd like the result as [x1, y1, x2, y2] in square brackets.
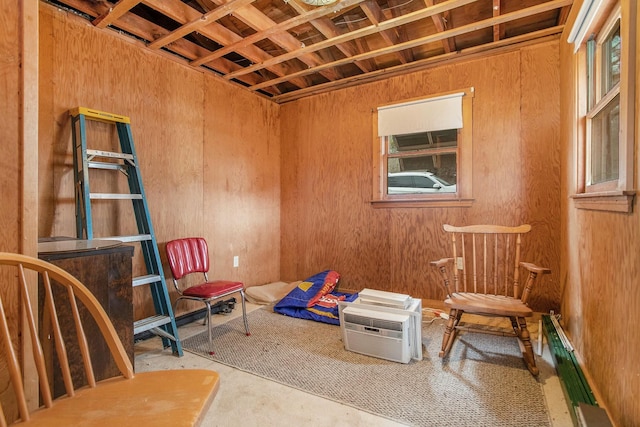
[370, 198, 474, 208]
[571, 190, 636, 213]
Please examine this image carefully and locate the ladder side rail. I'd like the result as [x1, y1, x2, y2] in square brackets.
[117, 123, 183, 355]
[70, 110, 183, 356]
[71, 115, 94, 239]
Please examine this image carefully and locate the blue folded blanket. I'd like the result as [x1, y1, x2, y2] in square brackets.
[273, 270, 358, 325]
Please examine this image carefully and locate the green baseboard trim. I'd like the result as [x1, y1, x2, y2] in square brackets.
[542, 314, 602, 426]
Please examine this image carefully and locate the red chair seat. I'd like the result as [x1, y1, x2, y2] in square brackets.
[166, 237, 250, 353]
[183, 280, 244, 299]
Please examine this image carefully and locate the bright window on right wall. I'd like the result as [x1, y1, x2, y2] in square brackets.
[569, 0, 636, 212]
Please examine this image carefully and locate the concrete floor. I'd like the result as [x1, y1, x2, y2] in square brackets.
[134, 302, 574, 427]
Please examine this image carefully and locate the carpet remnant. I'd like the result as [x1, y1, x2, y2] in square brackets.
[182, 308, 551, 427]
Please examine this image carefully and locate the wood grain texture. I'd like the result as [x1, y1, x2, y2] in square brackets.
[281, 42, 561, 314]
[38, 4, 280, 319]
[38, 247, 134, 398]
[557, 4, 640, 425]
[1, 1, 36, 422]
[202, 77, 281, 291]
[519, 42, 562, 312]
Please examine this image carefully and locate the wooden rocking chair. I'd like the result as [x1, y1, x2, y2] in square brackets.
[0, 252, 219, 426]
[430, 225, 550, 375]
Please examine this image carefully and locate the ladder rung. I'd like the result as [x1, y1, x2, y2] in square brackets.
[134, 315, 173, 335]
[87, 161, 128, 171]
[86, 149, 134, 161]
[89, 193, 142, 200]
[94, 234, 151, 243]
[133, 274, 162, 287]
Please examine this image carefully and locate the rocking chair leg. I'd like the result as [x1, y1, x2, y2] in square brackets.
[440, 309, 461, 357]
[516, 317, 539, 376]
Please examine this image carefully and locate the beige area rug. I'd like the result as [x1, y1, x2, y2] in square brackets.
[182, 308, 551, 427]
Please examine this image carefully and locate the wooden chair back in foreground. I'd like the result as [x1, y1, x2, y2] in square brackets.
[430, 225, 550, 375]
[0, 252, 219, 426]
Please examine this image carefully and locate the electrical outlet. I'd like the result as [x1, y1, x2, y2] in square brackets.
[456, 257, 464, 270]
[233, 255, 239, 268]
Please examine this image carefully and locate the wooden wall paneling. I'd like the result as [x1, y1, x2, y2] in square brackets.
[279, 100, 306, 281]
[0, 1, 23, 422]
[557, 4, 640, 425]
[280, 41, 562, 310]
[519, 42, 562, 312]
[203, 80, 281, 290]
[464, 52, 523, 224]
[326, 88, 392, 292]
[1, 0, 39, 420]
[38, 4, 281, 320]
[21, 0, 40, 412]
[129, 61, 205, 319]
[280, 86, 395, 289]
[39, 6, 207, 320]
[282, 94, 340, 279]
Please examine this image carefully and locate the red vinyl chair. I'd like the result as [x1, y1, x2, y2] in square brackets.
[165, 237, 250, 354]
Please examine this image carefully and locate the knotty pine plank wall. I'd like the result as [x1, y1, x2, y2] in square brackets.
[38, 4, 281, 321]
[281, 40, 562, 314]
[558, 2, 640, 425]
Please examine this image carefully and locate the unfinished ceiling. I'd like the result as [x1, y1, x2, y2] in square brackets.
[46, 0, 573, 103]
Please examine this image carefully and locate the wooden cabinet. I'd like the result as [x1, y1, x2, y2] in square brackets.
[38, 239, 134, 398]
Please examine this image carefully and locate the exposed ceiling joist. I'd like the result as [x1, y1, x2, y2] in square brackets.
[47, 0, 574, 102]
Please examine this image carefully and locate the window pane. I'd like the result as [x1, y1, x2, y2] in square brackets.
[387, 153, 457, 194]
[590, 94, 619, 185]
[388, 130, 457, 154]
[602, 22, 620, 96]
[586, 38, 596, 110]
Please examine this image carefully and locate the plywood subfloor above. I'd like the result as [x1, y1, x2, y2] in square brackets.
[46, 0, 573, 102]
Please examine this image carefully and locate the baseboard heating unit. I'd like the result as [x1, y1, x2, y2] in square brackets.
[339, 289, 422, 364]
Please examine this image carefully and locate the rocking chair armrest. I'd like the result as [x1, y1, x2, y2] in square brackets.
[430, 257, 455, 298]
[430, 257, 455, 268]
[520, 262, 551, 275]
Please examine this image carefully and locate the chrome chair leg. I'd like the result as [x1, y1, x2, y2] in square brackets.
[240, 290, 250, 336]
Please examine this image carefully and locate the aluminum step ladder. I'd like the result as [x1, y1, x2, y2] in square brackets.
[70, 107, 183, 356]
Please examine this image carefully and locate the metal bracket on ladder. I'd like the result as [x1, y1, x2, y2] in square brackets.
[70, 107, 183, 356]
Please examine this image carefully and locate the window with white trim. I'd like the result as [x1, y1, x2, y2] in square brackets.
[372, 88, 474, 207]
[569, 0, 636, 212]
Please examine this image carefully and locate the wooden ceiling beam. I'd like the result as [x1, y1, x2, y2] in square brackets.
[147, 0, 257, 49]
[272, 27, 562, 103]
[557, 6, 572, 25]
[204, 0, 343, 82]
[55, 0, 280, 95]
[92, 0, 141, 29]
[423, 0, 456, 53]
[250, 0, 572, 90]
[275, 0, 375, 73]
[225, 0, 480, 79]
[361, 0, 412, 64]
[308, 16, 377, 72]
[384, 0, 414, 62]
[493, 0, 505, 42]
[342, 12, 377, 69]
[144, 0, 312, 89]
[191, 0, 365, 66]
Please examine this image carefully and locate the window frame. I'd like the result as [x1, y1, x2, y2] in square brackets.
[371, 88, 474, 208]
[571, 1, 636, 213]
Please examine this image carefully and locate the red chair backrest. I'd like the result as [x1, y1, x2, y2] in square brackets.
[166, 238, 210, 280]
